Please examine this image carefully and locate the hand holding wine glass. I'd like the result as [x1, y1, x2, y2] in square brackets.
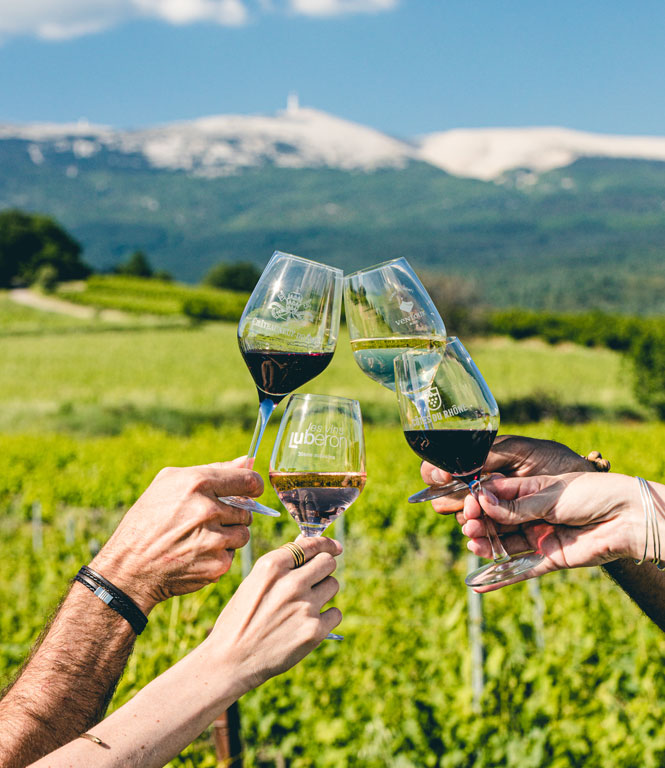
[269, 394, 366, 639]
[394, 338, 544, 588]
[219, 252, 343, 517]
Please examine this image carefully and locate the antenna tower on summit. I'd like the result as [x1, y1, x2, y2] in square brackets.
[287, 92, 300, 113]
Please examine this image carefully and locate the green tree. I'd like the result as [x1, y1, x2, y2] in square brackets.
[203, 261, 260, 292]
[0, 209, 90, 287]
[115, 250, 154, 278]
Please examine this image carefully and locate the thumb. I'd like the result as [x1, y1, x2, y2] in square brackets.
[475, 475, 569, 526]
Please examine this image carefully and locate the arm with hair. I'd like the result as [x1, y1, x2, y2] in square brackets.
[29, 537, 343, 768]
[0, 459, 260, 767]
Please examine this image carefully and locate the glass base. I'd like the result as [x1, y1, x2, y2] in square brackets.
[465, 551, 544, 588]
[218, 495, 281, 518]
[408, 475, 490, 504]
[326, 633, 343, 641]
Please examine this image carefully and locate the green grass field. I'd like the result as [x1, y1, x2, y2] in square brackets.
[0, 292, 663, 767]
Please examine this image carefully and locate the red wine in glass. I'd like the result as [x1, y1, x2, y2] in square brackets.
[404, 428, 498, 484]
[394, 339, 544, 588]
[218, 252, 343, 517]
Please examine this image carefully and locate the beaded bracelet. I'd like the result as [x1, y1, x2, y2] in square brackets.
[74, 566, 148, 635]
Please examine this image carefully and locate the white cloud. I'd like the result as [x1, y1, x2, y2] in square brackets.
[288, 0, 398, 16]
[0, 0, 248, 41]
[0, 0, 396, 41]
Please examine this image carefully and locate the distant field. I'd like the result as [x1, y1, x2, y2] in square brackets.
[0, 321, 644, 433]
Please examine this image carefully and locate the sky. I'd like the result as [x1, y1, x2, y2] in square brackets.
[1, 0, 665, 138]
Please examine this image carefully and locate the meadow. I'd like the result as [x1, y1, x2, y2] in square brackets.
[1, 292, 664, 767]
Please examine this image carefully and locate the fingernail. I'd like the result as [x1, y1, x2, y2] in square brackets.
[432, 469, 446, 484]
[461, 523, 469, 536]
[481, 488, 500, 505]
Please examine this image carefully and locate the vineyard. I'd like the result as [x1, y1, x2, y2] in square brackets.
[2, 289, 665, 766]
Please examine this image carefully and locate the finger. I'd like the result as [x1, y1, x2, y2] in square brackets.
[206, 523, 251, 551]
[298, 551, 338, 585]
[311, 575, 339, 605]
[466, 529, 532, 559]
[319, 606, 343, 634]
[420, 461, 454, 487]
[272, 537, 343, 572]
[477, 476, 570, 526]
[430, 494, 466, 515]
[461, 518, 520, 539]
[455, 510, 466, 527]
[211, 503, 253, 527]
[199, 466, 264, 499]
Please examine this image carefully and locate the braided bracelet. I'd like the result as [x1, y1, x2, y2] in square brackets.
[74, 566, 148, 635]
[582, 450, 611, 472]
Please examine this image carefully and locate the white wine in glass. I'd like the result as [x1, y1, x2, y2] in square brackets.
[270, 394, 366, 639]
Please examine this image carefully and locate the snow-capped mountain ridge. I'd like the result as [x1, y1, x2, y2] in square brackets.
[3, 107, 665, 180]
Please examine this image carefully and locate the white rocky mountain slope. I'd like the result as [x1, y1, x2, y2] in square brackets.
[3, 101, 665, 181]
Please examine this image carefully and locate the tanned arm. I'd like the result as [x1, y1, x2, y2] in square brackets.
[0, 460, 260, 767]
[0, 582, 139, 768]
[603, 560, 665, 633]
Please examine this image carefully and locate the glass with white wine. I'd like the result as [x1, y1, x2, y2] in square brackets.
[270, 394, 366, 639]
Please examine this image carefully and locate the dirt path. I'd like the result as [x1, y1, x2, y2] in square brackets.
[9, 288, 130, 322]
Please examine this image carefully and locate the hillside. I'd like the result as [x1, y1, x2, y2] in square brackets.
[2, 109, 665, 313]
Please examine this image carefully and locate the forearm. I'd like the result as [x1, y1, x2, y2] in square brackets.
[29, 643, 248, 768]
[0, 581, 138, 768]
[603, 559, 665, 632]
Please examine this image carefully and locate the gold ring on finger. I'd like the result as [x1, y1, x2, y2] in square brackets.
[281, 542, 306, 568]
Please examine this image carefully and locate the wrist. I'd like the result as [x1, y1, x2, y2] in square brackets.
[89, 549, 158, 615]
[608, 474, 648, 562]
[196, 637, 255, 704]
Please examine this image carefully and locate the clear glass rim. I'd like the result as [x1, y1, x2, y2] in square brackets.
[287, 393, 360, 407]
[271, 250, 343, 276]
[344, 256, 409, 280]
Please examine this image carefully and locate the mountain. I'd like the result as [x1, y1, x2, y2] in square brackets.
[2, 105, 665, 314]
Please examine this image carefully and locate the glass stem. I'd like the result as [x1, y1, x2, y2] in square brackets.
[245, 398, 276, 467]
[470, 479, 510, 564]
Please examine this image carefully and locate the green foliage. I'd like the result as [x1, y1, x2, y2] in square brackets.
[32, 264, 59, 294]
[0, 208, 91, 287]
[1, 422, 665, 767]
[203, 261, 261, 292]
[58, 275, 248, 319]
[629, 326, 665, 419]
[114, 250, 154, 278]
[488, 309, 665, 418]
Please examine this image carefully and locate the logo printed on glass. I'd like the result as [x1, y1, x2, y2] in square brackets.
[391, 291, 426, 327]
[427, 385, 442, 411]
[270, 290, 310, 321]
[288, 423, 348, 460]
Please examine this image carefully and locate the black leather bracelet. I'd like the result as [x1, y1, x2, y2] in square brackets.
[74, 566, 148, 635]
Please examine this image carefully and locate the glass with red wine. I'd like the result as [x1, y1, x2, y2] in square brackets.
[394, 338, 544, 588]
[270, 393, 366, 639]
[218, 251, 343, 517]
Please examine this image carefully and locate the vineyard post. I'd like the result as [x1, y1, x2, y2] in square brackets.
[528, 579, 545, 649]
[467, 553, 484, 713]
[212, 701, 243, 767]
[32, 501, 42, 552]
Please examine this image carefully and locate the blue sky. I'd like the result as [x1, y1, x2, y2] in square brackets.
[1, 0, 664, 137]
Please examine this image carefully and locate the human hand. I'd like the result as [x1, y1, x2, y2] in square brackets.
[89, 457, 262, 613]
[206, 536, 343, 693]
[420, 434, 596, 515]
[460, 472, 645, 590]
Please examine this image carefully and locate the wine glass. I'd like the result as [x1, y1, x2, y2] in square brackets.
[218, 252, 343, 517]
[269, 394, 366, 639]
[394, 338, 544, 588]
[343, 257, 446, 392]
[344, 257, 466, 501]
